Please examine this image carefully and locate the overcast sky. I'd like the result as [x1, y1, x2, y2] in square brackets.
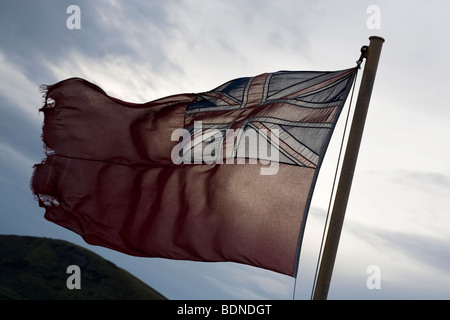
[1, 0, 450, 300]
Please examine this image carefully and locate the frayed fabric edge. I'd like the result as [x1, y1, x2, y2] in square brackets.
[30, 84, 59, 208]
[39, 84, 56, 111]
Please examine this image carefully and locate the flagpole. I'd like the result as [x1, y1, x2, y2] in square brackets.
[312, 36, 385, 300]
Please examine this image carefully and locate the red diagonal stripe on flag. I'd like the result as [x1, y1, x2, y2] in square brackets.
[282, 68, 355, 99]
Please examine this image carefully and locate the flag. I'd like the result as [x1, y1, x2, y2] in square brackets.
[31, 67, 357, 276]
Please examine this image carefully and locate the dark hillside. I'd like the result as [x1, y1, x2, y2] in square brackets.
[0, 234, 166, 300]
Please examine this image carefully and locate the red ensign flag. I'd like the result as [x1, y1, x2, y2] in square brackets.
[32, 68, 356, 276]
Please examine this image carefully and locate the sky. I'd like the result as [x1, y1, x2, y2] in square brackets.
[1, 0, 450, 300]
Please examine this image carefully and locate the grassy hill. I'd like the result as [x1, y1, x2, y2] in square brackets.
[0, 234, 166, 300]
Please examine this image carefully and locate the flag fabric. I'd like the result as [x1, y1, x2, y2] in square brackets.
[31, 67, 357, 276]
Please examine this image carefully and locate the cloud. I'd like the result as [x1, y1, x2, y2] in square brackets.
[0, 51, 43, 118]
[299, 165, 450, 299]
[333, 217, 450, 299]
[199, 263, 293, 300]
[0, 50, 45, 169]
[372, 228, 450, 276]
[0, 0, 183, 94]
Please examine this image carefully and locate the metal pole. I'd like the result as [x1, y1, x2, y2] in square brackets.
[313, 36, 385, 300]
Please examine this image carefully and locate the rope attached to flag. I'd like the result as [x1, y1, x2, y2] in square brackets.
[308, 65, 360, 300]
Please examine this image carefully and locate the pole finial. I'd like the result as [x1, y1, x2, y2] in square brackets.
[356, 37, 385, 69]
[356, 46, 369, 69]
[369, 35, 385, 43]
